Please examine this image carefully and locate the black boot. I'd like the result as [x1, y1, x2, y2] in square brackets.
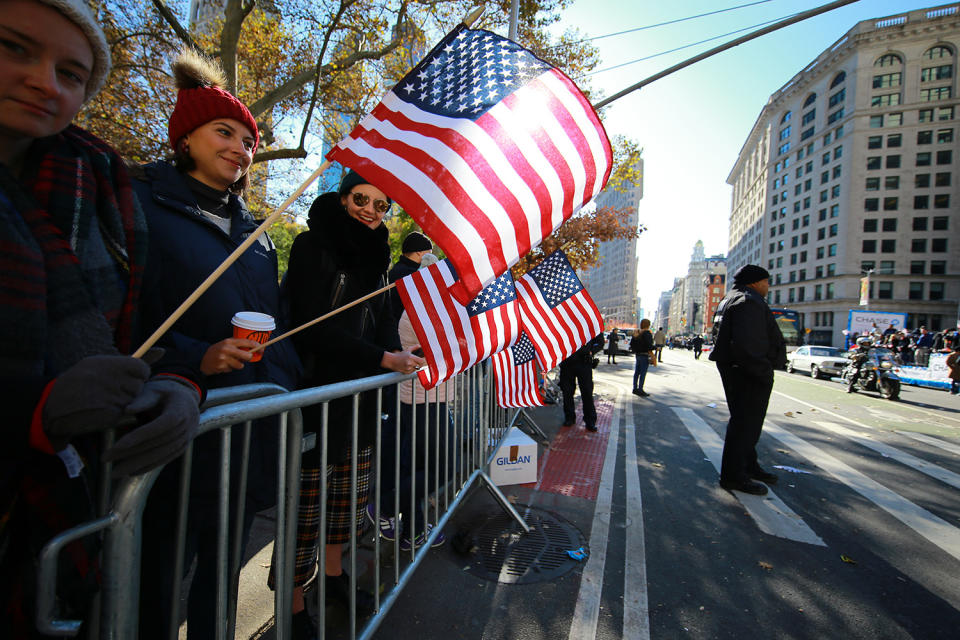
[325, 572, 376, 617]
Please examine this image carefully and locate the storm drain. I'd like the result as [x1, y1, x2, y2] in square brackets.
[458, 505, 586, 584]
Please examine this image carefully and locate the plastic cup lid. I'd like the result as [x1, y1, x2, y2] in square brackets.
[231, 311, 275, 331]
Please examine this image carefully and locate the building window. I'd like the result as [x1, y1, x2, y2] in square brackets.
[923, 45, 954, 61]
[827, 108, 844, 124]
[866, 177, 880, 191]
[910, 260, 925, 275]
[817, 266, 825, 278]
[886, 134, 902, 148]
[930, 283, 945, 300]
[882, 218, 897, 232]
[933, 215, 949, 230]
[935, 172, 951, 186]
[877, 282, 893, 299]
[868, 135, 882, 149]
[816, 247, 824, 259]
[831, 71, 846, 88]
[914, 195, 930, 209]
[879, 260, 895, 274]
[834, 146, 842, 160]
[938, 129, 954, 144]
[779, 125, 792, 140]
[867, 156, 881, 170]
[912, 238, 927, 252]
[864, 198, 879, 211]
[884, 175, 897, 189]
[921, 65, 953, 82]
[920, 109, 934, 123]
[863, 219, 878, 232]
[826, 283, 834, 300]
[932, 238, 948, 252]
[870, 115, 884, 128]
[830, 205, 839, 218]
[862, 239, 876, 253]
[934, 194, 950, 208]
[871, 94, 901, 108]
[917, 152, 932, 166]
[881, 239, 896, 253]
[919, 130, 934, 144]
[886, 155, 901, 169]
[875, 54, 903, 67]
[814, 284, 822, 300]
[913, 216, 928, 231]
[937, 150, 952, 164]
[873, 72, 902, 88]
[778, 142, 790, 155]
[916, 174, 931, 188]
[909, 282, 924, 300]
[781, 111, 792, 124]
[883, 197, 898, 211]
[931, 261, 947, 274]
[802, 108, 816, 124]
[828, 224, 838, 237]
[921, 87, 953, 102]
[887, 113, 903, 126]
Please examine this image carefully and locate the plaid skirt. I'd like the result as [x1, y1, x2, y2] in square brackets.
[292, 446, 371, 586]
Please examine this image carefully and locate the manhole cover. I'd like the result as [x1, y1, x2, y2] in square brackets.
[457, 505, 586, 584]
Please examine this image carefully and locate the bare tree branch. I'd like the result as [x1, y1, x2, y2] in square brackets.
[149, 0, 202, 53]
[253, 147, 308, 163]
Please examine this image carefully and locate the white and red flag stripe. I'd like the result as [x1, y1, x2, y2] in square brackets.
[327, 24, 611, 305]
[516, 250, 604, 371]
[492, 331, 544, 408]
[396, 259, 520, 390]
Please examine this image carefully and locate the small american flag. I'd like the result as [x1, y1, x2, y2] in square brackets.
[327, 24, 611, 305]
[396, 259, 520, 389]
[492, 331, 544, 408]
[516, 250, 603, 371]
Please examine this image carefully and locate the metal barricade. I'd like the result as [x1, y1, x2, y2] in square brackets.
[37, 365, 530, 640]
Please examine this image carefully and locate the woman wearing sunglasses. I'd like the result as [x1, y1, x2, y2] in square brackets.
[279, 169, 424, 635]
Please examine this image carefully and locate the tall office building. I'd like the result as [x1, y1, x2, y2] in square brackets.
[655, 290, 673, 333]
[580, 165, 644, 328]
[727, 3, 960, 346]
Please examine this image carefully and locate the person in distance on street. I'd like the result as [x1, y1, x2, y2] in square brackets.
[629, 320, 655, 396]
[709, 264, 786, 496]
[691, 334, 705, 360]
[560, 333, 605, 431]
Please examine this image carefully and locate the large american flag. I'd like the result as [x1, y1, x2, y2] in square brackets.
[396, 259, 520, 389]
[516, 250, 603, 371]
[327, 24, 611, 305]
[492, 331, 544, 408]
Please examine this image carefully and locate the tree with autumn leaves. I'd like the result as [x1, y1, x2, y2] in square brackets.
[81, 0, 643, 275]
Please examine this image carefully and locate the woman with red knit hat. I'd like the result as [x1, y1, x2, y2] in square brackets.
[132, 49, 300, 640]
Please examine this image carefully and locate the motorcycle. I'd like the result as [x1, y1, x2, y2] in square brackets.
[841, 348, 901, 400]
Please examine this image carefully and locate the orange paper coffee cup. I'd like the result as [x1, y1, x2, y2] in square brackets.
[231, 311, 275, 362]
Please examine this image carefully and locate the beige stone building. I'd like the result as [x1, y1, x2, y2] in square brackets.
[727, 3, 960, 346]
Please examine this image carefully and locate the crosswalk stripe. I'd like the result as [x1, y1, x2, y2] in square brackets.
[623, 394, 651, 640]
[814, 421, 960, 491]
[671, 407, 826, 546]
[568, 390, 623, 640]
[764, 420, 960, 562]
[896, 430, 960, 457]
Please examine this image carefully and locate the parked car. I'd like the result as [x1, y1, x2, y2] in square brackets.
[786, 345, 849, 379]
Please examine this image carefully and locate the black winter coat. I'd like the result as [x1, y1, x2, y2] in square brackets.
[630, 331, 654, 355]
[282, 192, 401, 462]
[708, 285, 786, 379]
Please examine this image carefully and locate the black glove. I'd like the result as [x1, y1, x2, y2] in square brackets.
[42, 355, 152, 451]
[102, 377, 200, 477]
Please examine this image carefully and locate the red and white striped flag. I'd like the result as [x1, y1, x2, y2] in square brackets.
[516, 250, 603, 371]
[396, 259, 520, 389]
[327, 24, 611, 305]
[492, 331, 544, 408]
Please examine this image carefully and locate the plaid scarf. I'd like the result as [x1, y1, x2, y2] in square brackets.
[0, 126, 147, 638]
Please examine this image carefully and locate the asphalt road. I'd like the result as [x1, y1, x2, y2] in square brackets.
[249, 347, 960, 639]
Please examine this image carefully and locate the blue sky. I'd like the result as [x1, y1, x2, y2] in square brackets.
[553, 0, 943, 316]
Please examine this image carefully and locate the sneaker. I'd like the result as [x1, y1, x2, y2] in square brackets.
[632, 389, 641, 396]
[365, 504, 397, 541]
[638, 390, 650, 397]
[400, 524, 446, 551]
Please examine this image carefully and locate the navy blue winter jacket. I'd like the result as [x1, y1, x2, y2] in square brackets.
[131, 160, 299, 393]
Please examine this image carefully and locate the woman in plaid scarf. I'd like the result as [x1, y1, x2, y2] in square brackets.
[0, 1, 202, 636]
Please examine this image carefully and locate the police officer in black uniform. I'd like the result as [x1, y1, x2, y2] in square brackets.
[559, 333, 605, 432]
[709, 265, 786, 495]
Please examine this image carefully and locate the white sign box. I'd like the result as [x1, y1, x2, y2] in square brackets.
[489, 428, 538, 486]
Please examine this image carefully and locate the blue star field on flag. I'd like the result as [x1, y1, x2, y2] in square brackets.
[467, 271, 517, 317]
[396, 26, 550, 119]
[528, 251, 583, 309]
[511, 332, 536, 366]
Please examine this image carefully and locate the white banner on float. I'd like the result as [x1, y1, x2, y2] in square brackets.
[893, 353, 952, 390]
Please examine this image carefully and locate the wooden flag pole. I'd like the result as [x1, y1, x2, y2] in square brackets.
[251, 281, 397, 353]
[132, 159, 331, 358]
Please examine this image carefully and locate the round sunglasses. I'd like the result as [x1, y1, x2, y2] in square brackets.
[351, 191, 391, 215]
